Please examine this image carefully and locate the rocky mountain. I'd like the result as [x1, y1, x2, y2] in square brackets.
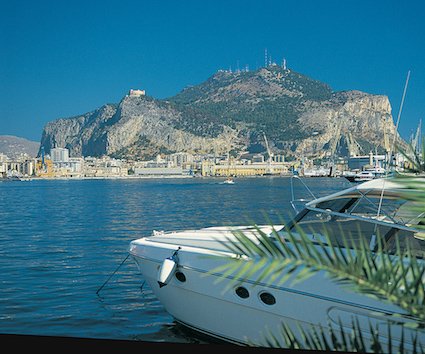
[39, 65, 403, 160]
[40, 93, 237, 159]
[0, 135, 40, 158]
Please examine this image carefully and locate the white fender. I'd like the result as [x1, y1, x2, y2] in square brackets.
[157, 257, 177, 288]
[157, 248, 180, 288]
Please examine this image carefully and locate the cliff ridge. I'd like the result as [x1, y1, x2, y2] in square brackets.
[39, 66, 402, 159]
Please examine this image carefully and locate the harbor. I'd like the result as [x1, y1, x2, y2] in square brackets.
[0, 145, 412, 181]
[0, 177, 351, 342]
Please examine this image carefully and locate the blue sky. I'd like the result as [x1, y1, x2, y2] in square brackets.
[1, 0, 424, 143]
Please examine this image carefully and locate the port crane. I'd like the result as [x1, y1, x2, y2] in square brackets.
[263, 132, 274, 174]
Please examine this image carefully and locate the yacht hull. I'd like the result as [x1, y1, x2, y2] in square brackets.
[128, 227, 422, 347]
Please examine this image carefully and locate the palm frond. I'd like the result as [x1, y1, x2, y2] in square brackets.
[396, 139, 425, 173]
[209, 218, 425, 324]
[207, 163, 425, 350]
[252, 317, 424, 353]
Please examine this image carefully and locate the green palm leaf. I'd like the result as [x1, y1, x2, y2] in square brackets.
[207, 177, 425, 351]
[212, 220, 425, 322]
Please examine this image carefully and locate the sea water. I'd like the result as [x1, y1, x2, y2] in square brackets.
[0, 177, 351, 343]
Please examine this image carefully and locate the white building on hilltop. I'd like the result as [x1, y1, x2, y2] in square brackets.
[129, 89, 146, 96]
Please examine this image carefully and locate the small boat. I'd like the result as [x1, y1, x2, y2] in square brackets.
[220, 178, 235, 184]
[128, 177, 425, 347]
[353, 170, 375, 182]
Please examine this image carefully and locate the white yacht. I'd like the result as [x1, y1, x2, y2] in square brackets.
[345, 166, 387, 183]
[127, 178, 425, 347]
[303, 166, 330, 177]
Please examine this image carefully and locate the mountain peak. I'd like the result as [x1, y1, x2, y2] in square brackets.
[39, 67, 401, 160]
[172, 65, 332, 107]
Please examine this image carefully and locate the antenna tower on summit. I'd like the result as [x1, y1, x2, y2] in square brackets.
[265, 48, 267, 67]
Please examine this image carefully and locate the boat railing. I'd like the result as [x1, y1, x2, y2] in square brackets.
[290, 175, 317, 214]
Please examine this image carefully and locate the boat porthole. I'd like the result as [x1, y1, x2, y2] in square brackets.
[259, 292, 276, 306]
[235, 286, 249, 299]
[175, 271, 186, 283]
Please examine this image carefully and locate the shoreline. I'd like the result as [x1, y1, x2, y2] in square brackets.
[1, 174, 299, 182]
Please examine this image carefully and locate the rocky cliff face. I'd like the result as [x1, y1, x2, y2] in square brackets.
[295, 90, 398, 156]
[40, 103, 117, 156]
[40, 93, 239, 157]
[39, 66, 403, 159]
[104, 95, 238, 154]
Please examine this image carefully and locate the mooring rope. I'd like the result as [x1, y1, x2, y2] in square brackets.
[96, 254, 129, 295]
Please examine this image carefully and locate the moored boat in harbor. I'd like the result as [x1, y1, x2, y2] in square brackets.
[128, 177, 425, 348]
[344, 166, 386, 183]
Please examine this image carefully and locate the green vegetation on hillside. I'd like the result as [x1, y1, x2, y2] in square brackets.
[168, 103, 225, 138]
[166, 66, 333, 141]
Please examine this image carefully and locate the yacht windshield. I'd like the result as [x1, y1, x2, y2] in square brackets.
[291, 196, 425, 257]
[315, 196, 408, 224]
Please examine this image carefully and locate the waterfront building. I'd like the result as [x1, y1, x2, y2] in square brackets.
[82, 156, 128, 177]
[213, 163, 290, 177]
[48, 148, 86, 177]
[20, 159, 36, 176]
[134, 167, 183, 176]
[51, 148, 69, 163]
[0, 153, 37, 178]
[0, 160, 5, 177]
[201, 160, 291, 177]
[348, 153, 386, 171]
[166, 152, 194, 167]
